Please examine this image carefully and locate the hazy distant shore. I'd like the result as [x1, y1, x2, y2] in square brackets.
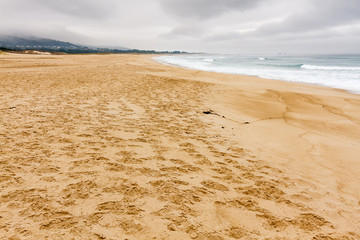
[1, 53, 360, 239]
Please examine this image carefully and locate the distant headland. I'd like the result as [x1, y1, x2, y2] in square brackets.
[0, 36, 187, 54]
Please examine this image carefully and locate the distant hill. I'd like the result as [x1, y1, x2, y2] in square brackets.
[0, 36, 88, 51]
[0, 36, 186, 54]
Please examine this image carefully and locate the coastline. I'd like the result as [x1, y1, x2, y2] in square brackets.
[1, 53, 360, 239]
[154, 54, 360, 95]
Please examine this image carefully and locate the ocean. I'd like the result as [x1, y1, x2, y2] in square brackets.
[154, 54, 360, 94]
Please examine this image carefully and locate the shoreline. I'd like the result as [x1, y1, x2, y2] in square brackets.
[153, 54, 360, 96]
[1, 53, 360, 239]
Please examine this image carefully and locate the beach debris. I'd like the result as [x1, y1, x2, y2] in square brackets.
[202, 110, 221, 116]
[9, 106, 16, 109]
[244, 122, 250, 124]
[203, 110, 214, 114]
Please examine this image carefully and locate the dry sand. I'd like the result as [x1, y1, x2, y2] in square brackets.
[0, 53, 360, 239]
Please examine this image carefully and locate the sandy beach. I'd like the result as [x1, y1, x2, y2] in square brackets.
[1, 53, 360, 239]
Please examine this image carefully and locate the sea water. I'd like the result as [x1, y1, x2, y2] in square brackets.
[154, 54, 360, 94]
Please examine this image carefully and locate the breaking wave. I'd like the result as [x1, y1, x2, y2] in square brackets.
[301, 64, 360, 71]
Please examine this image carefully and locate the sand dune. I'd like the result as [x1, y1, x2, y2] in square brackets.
[0, 53, 360, 239]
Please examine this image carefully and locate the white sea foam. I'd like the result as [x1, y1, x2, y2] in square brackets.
[301, 64, 360, 71]
[204, 58, 214, 62]
[154, 54, 360, 93]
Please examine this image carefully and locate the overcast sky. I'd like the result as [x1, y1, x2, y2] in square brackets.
[1, 0, 360, 54]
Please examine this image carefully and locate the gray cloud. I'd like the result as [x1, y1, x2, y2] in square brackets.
[255, 0, 360, 36]
[171, 0, 360, 53]
[158, 0, 266, 19]
[162, 24, 207, 39]
[0, 0, 359, 54]
[32, 0, 118, 19]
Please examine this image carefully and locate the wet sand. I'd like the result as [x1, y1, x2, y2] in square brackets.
[1, 53, 360, 239]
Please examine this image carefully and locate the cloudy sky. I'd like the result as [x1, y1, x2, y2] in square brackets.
[1, 0, 360, 54]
